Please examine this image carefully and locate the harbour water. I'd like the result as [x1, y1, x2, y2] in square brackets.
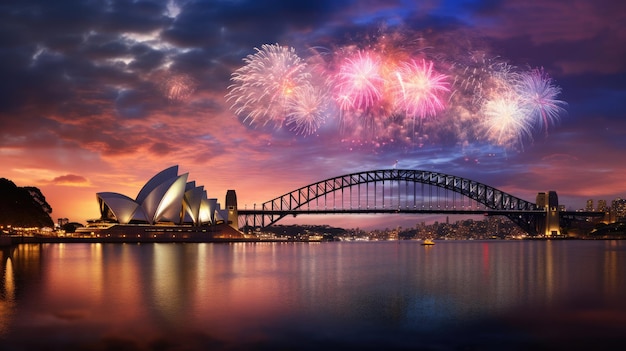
[1, 240, 625, 350]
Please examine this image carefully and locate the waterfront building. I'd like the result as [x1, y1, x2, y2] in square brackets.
[536, 191, 560, 236]
[77, 166, 245, 240]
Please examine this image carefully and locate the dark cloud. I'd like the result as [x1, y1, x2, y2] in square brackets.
[98, 0, 170, 34]
[128, 44, 166, 72]
[163, 0, 349, 49]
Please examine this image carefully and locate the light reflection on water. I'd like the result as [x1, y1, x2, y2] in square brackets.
[0, 240, 625, 350]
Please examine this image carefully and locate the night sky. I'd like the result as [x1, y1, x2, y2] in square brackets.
[1, 0, 625, 229]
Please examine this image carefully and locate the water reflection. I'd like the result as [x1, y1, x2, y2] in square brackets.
[0, 241, 624, 350]
[0, 249, 15, 336]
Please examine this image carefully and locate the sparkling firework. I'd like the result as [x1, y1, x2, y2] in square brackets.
[481, 94, 533, 148]
[226, 44, 310, 127]
[333, 50, 385, 112]
[517, 67, 567, 135]
[450, 53, 515, 110]
[392, 59, 450, 120]
[285, 84, 332, 135]
[226, 32, 568, 151]
[160, 73, 197, 102]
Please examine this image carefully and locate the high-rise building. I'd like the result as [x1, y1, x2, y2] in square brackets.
[612, 198, 626, 221]
[536, 192, 547, 208]
[586, 199, 594, 212]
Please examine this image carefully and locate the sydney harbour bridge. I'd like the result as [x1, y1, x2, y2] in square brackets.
[236, 169, 601, 236]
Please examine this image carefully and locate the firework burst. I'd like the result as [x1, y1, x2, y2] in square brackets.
[517, 67, 567, 135]
[333, 50, 385, 112]
[392, 59, 450, 121]
[285, 84, 332, 135]
[225, 31, 568, 151]
[226, 44, 310, 127]
[450, 53, 515, 110]
[159, 73, 197, 102]
[481, 93, 533, 148]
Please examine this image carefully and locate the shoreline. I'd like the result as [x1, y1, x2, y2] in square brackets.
[2, 235, 325, 245]
[3, 235, 623, 246]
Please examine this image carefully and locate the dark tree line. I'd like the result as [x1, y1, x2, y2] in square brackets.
[0, 178, 54, 228]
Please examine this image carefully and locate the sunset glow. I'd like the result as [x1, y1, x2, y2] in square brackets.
[0, 0, 624, 229]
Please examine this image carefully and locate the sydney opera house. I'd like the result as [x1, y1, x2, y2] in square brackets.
[76, 166, 246, 241]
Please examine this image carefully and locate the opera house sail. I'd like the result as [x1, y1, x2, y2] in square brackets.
[77, 166, 245, 241]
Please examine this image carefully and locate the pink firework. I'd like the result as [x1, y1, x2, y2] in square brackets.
[517, 67, 567, 135]
[392, 59, 449, 120]
[333, 50, 385, 112]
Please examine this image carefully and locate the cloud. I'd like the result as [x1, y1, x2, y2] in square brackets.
[46, 174, 91, 187]
[472, 0, 626, 75]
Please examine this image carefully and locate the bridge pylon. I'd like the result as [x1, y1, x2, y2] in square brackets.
[225, 189, 238, 231]
[536, 191, 560, 236]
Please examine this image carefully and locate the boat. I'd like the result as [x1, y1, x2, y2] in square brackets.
[421, 238, 435, 246]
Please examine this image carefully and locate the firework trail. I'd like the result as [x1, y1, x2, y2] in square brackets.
[226, 44, 310, 128]
[450, 53, 514, 110]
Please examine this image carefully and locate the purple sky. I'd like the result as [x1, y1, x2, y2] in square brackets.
[1, 0, 625, 229]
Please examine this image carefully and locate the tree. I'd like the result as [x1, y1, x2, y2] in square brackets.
[0, 178, 54, 228]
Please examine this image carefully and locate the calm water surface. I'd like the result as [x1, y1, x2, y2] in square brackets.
[1, 240, 625, 350]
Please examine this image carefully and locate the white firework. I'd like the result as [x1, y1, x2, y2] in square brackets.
[481, 93, 533, 148]
[226, 44, 310, 127]
[285, 84, 331, 135]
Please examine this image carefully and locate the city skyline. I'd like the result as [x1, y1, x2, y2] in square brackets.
[1, 0, 625, 230]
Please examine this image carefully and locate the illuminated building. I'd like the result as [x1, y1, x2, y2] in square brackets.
[612, 198, 626, 221]
[77, 166, 245, 240]
[96, 166, 226, 226]
[597, 199, 608, 212]
[536, 191, 560, 236]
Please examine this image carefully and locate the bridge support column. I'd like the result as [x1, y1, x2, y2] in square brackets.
[537, 191, 560, 236]
[226, 190, 238, 231]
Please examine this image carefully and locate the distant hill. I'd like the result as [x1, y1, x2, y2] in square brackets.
[588, 222, 626, 238]
[0, 178, 54, 228]
[256, 224, 347, 237]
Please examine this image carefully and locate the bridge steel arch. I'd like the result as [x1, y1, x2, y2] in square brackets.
[241, 169, 544, 235]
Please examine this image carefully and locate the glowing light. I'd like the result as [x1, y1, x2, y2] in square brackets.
[517, 67, 567, 135]
[160, 73, 197, 102]
[333, 50, 384, 112]
[225, 31, 568, 150]
[481, 94, 533, 148]
[226, 44, 310, 128]
[285, 84, 331, 135]
[392, 59, 449, 120]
